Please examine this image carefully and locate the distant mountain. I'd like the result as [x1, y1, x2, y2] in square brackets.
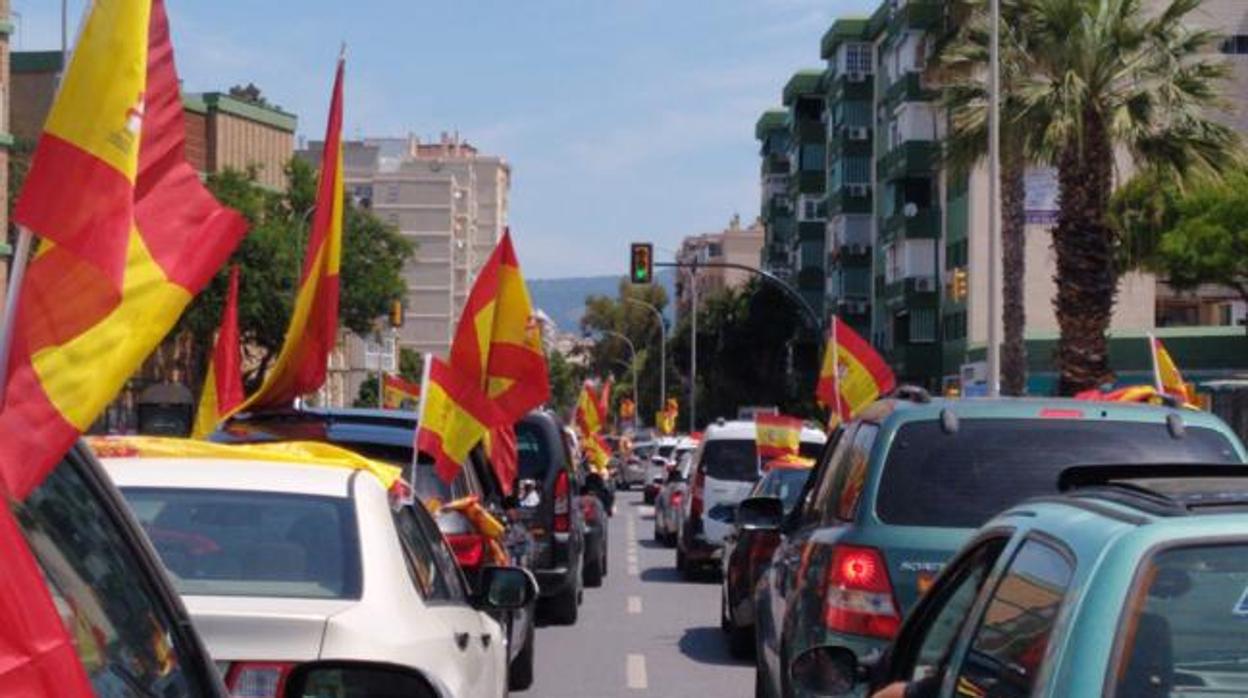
[529, 270, 675, 332]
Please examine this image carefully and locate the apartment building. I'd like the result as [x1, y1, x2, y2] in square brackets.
[783, 70, 828, 319]
[674, 216, 765, 315]
[758, 0, 1248, 392]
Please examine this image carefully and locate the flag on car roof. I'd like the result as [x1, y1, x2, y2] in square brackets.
[234, 54, 344, 411]
[657, 397, 678, 435]
[416, 357, 504, 484]
[1150, 335, 1193, 405]
[382, 372, 421, 410]
[755, 413, 803, 460]
[816, 316, 895, 426]
[192, 265, 245, 438]
[0, 0, 246, 498]
[0, 1, 245, 695]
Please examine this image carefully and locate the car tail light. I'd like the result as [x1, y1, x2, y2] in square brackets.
[822, 545, 900, 639]
[1040, 408, 1084, 419]
[690, 468, 705, 519]
[580, 497, 599, 523]
[446, 532, 486, 570]
[554, 469, 571, 533]
[225, 662, 295, 698]
[670, 490, 683, 508]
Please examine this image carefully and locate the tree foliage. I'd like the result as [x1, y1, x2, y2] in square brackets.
[579, 279, 670, 426]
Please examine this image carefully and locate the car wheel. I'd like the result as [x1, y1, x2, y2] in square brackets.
[508, 617, 535, 691]
[720, 590, 732, 632]
[544, 586, 578, 626]
[583, 551, 604, 588]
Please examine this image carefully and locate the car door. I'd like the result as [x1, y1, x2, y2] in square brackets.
[393, 505, 503, 698]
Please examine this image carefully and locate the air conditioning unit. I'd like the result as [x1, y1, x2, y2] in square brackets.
[914, 277, 936, 292]
[847, 183, 870, 197]
[848, 127, 870, 141]
[845, 301, 869, 314]
[848, 243, 867, 255]
[847, 71, 867, 83]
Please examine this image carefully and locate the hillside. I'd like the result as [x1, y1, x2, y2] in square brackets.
[529, 270, 675, 332]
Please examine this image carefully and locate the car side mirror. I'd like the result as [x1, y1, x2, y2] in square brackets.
[737, 496, 784, 532]
[790, 646, 862, 697]
[283, 660, 438, 697]
[475, 566, 538, 611]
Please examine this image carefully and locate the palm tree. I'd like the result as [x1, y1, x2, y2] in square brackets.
[940, 0, 1041, 396]
[1018, 0, 1237, 394]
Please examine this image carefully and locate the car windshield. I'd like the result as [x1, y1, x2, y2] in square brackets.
[122, 488, 362, 599]
[658, 445, 676, 458]
[757, 468, 813, 513]
[701, 439, 761, 481]
[1113, 543, 1248, 696]
[877, 419, 1241, 528]
[517, 420, 554, 481]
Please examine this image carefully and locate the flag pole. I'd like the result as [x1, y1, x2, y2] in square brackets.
[0, 226, 34, 404]
[830, 315, 841, 424]
[1147, 333, 1163, 393]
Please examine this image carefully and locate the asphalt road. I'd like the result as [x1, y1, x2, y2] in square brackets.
[526, 490, 754, 698]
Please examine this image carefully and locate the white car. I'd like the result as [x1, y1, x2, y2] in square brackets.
[103, 454, 534, 698]
[676, 419, 825, 578]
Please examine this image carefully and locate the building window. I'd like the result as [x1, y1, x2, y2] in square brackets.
[844, 156, 871, 184]
[844, 42, 874, 74]
[801, 144, 826, 171]
[1222, 35, 1248, 54]
[910, 308, 938, 343]
[844, 101, 872, 128]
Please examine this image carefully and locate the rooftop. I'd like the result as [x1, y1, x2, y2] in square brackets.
[755, 109, 788, 140]
[782, 69, 826, 105]
[821, 18, 870, 59]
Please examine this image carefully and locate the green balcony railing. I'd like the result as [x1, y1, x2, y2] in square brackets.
[882, 276, 940, 304]
[878, 141, 938, 181]
[830, 73, 874, 102]
[887, 1, 941, 40]
[884, 72, 937, 107]
[790, 170, 826, 195]
[880, 207, 942, 243]
[791, 119, 825, 142]
[827, 185, 873, 215]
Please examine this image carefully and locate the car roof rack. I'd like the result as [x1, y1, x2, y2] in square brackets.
[1058, 464, 1248, 517]
[889, 385, 931, 404]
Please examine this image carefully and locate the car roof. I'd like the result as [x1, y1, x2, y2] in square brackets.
[102, 457, 357, 498]
[859, 396, 1237, 430]
[219, 408, 418, 449]
[701, 419, 826, 443]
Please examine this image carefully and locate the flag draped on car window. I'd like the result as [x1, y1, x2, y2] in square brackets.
[0, 1, 245, 695]
[575, 380, 612, 468]
[816, 316, 895, 425]
[416, 357, 503, 483]
[382, 373, 421, 410]
[417, 230, 549, 489]
[0, 0, 246, 498]
[755, 413, 803, 460]
[234, 56, 344, 411]
[192, 265, 245, 438]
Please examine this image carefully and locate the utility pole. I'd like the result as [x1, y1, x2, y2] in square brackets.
[690, 263, 698, 432]
[987, 0, 1002, 396]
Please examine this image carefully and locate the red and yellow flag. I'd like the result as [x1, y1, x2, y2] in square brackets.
[416, 357, 503, 484]
[0, 0, 246, 496]
[193, 265, 244, 437]
[236, 57, 344, 411]
[1151, 336, 1193, 405]
[574, 380, 611, 468]
[657, 397, 678, 435]
[816, 316, 895, 425]
[382, 373, 421, 410]
[756, 413, 803, 460]
[0, 1, 245, 695]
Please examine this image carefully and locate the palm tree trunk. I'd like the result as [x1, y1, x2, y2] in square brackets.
[1000, 135, 1027, 396]
[1053, 110, 1117, 395]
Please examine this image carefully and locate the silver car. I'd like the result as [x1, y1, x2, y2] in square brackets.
[653, 451, 695, 546]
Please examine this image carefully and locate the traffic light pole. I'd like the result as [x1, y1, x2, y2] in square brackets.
[653, 261, 824, 335]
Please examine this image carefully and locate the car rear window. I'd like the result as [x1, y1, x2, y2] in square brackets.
[658, 445, 676, 458]
[799, 440, 824, 459]
[1113, 544, 1248, 697]
[517, 420, 553, 481]
[701, 439, 760, 481]
[122, 488, 362, 599]
[877, 419, 1241, 528]
[758, 468, 813, 513]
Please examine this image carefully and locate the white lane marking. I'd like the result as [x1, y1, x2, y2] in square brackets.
[628, 563, 639, 576]
[628, 595, 642, 614]
[626, 654, 648, 690]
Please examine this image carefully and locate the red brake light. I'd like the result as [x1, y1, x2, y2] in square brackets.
[554, 470, 571, 533]
[446, 532, 486, 570]
[1040, 408, 1084, 419]
[670, 490, 683, 507]
[225, 662, 295, 698]
[580, 497, 599, 522]
[823, 545, 900, 640]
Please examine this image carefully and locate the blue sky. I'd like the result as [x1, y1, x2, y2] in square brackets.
[14, 0, 876, 279]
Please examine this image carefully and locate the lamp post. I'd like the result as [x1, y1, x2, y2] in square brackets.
[987, 0, 1002, 396]
[592, 329, 639, 424]
[623, 297, 666, 421]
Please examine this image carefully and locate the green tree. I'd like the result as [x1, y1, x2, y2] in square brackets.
[1017, 0, 1238, 393]
[353, 348, 423, 408]
[940, 0, 1043, 395]
[179, 159, 413, 392]
[546, 350, 584, 417]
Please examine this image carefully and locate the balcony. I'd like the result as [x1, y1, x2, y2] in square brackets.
[880, 207, 942, 243]
[882, 275, 940, 306]
[884, 72, 937, 107]
[797, 267, 826, 293]
[790, 119, 825, 142]
[829, 72, 874, 102]
[827, 185, 873, 215]
[798, 221, 825, 243]
[765, 196, 794, 221]
[763, 154, 790, 175]
[878, 141, 938, 181]
[790, 170, 826, 195]
[887, 1, 941, 40]
[828, 128, 874, 158]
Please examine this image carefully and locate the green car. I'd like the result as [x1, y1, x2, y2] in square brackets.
[793, 464, 1248, 698]
[751, 394, 1247, 698]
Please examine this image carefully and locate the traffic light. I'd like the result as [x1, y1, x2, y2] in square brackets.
[389, 299, 404, 328]
[950, 268, 968, 301]
[630, 243, 653, 285]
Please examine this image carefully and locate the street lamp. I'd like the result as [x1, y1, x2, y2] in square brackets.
[623, 297, 666, 420]
[987, 0, 1002, 396]
[587, 329, 639, 424]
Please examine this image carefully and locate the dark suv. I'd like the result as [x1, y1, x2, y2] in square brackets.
[216, 407, 539, 689]
[515, 410, 587, 625]
[752, 397, 1247, 698]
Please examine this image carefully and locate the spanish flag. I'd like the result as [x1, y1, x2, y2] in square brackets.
[0, 0, 246, 497]
[0, 1, 244, 694]
[575, 381, 611, 468]
[756, 413, 802, 460]
[657, 397, 678, 435]
[1150, 335, 1193, 405]
[816, 316, 895, 425]
[192, 265, 244, 438]
[236, 55, 344, 411]
[382, 373, 421, 410]
[416, 357, 503, 483]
